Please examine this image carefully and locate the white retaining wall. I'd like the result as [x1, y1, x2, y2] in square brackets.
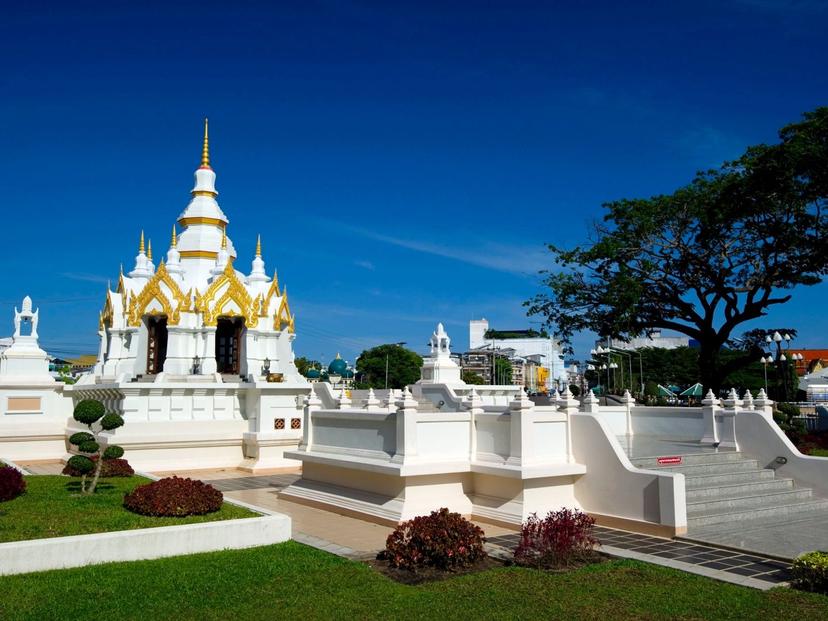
[0, 514, 291, 576]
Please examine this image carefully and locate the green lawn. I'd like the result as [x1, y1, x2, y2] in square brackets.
[1, 542, 826, 620]
[0, 475, 254, 543]
[809, 448, 828, 457]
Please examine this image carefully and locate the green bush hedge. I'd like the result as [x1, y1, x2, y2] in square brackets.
[792, 551, 828, 594]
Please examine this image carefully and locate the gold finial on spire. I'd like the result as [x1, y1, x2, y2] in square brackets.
[147, 239, 153, 261]
[171, 224, 178, 248]
[200, 117, 210, 169]
[255, 234, 262, 257]
[221, 228, 227, 249]
[139, 230, 145, 254]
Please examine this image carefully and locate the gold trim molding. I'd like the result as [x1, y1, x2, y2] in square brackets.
[178, 216, 226, 228]
[195, 261, 260, 327]
[179, 250, 219, 259]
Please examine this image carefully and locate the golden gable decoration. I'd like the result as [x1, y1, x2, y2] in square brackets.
[275, 288, 295, 333]
[195, 261, 260, 327]
[126, 262, 191, 327]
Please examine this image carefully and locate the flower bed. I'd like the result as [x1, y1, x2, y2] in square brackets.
[0, 475, 254, 543]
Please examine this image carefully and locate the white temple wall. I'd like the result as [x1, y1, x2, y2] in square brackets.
[0, 385, 72, 460]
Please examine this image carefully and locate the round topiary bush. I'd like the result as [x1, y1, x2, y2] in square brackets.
[63, 456, 134, 478]
[0, 466, 27, 502]
[100, 413, 125, 431]
[69, 431, 94, 445]
[103, 445, 124, 459]
[73, 399, 106, 425]
[123, 477, 223, 517]
[66, 455, 95, 475]
[380, 507, 486, 571]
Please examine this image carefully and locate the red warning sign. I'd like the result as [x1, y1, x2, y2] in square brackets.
[656, 456, 682, 465]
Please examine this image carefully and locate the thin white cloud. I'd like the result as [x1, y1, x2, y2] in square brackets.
[60, 272, 111, 285]
[336, 224, 550, 275]
[354, 259, 375, 271]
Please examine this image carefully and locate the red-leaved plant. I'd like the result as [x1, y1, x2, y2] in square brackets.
[381, 507, 486, 571]
[62, 456, 134, 478]
[123, 477, 223, 517]
[0, 466, 26, 502]
[514, 508, 598, 569]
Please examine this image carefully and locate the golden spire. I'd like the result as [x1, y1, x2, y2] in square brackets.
[221, 228, 227, 249]
[171, 224, 178, 248]
[139, 230, 145, 254]
[200, 117, 210, 169]
[147, 239, 153, 261]
[255, 234, 262, 257]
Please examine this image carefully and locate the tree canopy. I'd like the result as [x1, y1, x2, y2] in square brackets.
[355, 344, 423, 389]
[527, 108, 828, 391]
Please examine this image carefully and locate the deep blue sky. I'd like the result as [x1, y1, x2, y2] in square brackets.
[1, 1, 826, 365]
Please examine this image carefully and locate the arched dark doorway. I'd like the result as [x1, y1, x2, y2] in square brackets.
[216, 316, 244, 375]
[145, 315, 168, 375]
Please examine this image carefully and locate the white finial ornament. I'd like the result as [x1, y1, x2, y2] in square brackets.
[129, 230, 152, 279]
[248, 234, 268, 284]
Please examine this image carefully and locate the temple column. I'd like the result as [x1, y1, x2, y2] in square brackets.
[201, 327, 218, 375]
[163, 327, 195, 375]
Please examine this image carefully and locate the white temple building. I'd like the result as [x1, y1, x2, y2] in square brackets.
[66, 120, 310, 471]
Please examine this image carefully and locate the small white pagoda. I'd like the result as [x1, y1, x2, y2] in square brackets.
[69, 120, 310, 472]
[419, 323, 464, 387]
[0, 296, 73, 460]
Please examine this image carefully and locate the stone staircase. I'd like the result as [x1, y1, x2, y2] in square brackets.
[630, 451, 828, 532]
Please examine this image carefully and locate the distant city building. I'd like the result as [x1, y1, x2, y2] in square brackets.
[469, 319, 566, 391]
[599, 330, 692, 352]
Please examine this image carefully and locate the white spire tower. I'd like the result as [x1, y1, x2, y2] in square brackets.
[175, 118, 237, 286]
[129, 231, 152, 280]
[247, 234, 269, 286]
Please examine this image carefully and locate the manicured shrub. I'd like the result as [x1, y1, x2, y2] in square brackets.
[66, 455, 95, 475]
[123, 477, 223, 517]
[73, 399, 105, 425]
[68, 399, 125, 494]
[100, 413, 125, 431]
[380, 508, 486, 571]
[63, 456, 134, 478]
[514, 508, 598, 569]
[792, 551, 828, 594]
[0, 466, 26, 502]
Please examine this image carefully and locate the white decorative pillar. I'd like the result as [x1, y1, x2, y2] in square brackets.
[362, 388, 382, 411]
[391, 386, 418, 464]
[754, 388, 774, 421]
[621, 389, 635, 436]
[719, 388, 740, 450]
[559, 387, 580, 463]
[580, 390, 601, 414]
[701, 390, 721, 445]
[336, 385, 351, 409]
[507, 387, 535, 466]
[464, 387, 483, 461]
[300, 390, 321, 451]
[742, 390, 755, 411]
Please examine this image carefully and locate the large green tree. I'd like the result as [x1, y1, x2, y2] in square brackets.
[356, 344, 423, 389]
[527, 108, 828, 392]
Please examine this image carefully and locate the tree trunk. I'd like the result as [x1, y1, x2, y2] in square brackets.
[697, 341, 723, 394]
[88, 448, 105, 494]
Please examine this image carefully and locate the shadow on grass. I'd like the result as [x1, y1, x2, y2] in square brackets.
[64, 480, 117, 493]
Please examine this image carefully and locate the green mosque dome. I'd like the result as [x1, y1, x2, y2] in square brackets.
[306, 368, 321, 379]
[327, 353, 348, 376]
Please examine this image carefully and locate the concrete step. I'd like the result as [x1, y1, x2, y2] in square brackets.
[658, 460, 760, 476]
[687, 498, 828, 529]
[687, 488, 814, 516]
[686, 478, 795, 501]
[684, 469, 777, 489]
[630, 451, 744, 469]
